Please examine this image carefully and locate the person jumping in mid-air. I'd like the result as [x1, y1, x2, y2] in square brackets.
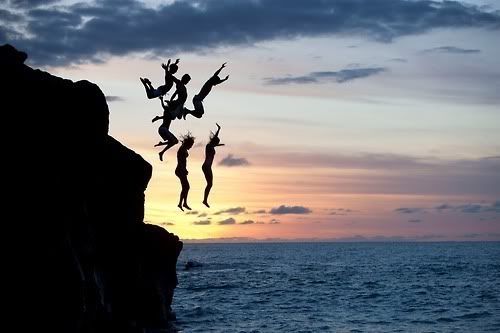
[169, 73, 191, 120]
[152, 96, 179, 161]
[175, 133, 195, 211]
[140, 58, 180, 99]
[183, 63, 229, 119]
[202, 123, 224, 208]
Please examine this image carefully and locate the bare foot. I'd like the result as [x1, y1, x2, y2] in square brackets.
[159, 152, 164, 161]
[178, 204, 184, 211]
[202, 201, 210, 208]
[154, 141, 164, 147]
[183, 203, 192, 210]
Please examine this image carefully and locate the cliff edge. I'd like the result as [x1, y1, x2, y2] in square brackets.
[2, 44, 182, 332]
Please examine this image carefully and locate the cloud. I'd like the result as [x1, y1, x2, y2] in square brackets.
[408, 219, 422, 223]
[264, 67, 387, 85]
[218, 154, 250, 167]
[240, 148, 500, 196]
[269, 205, 312, 215]
[105, 95, 124, 102]
[239, 220, 255, 225]
[394, 207, 423, 214]
[3, 0, 500, 66]
[214, 207, 246, 215]
[185, 210, 199, 215]
[193, 220, 211, 225]
[218, 217, 236, 225]
[269, 219, 280, 224]
[252, 209, 267, 214]
[329, 208, 355, 216]
[198, 212, 207, 217]
[434, 201, 500, 214]
[421, 46, 481, 54]
[160, 222, 175, 226]
[389, 58, 407, 63]
[9, 0, 60, 8]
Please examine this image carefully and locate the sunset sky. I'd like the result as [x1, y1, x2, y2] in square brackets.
[2, 0, 500, 240]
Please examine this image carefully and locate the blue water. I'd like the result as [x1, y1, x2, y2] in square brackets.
[170, 242, 500, 332]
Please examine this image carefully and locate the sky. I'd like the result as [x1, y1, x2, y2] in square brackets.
[2, 0, 500, 241]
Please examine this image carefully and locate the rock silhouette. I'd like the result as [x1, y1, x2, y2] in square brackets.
[2, 44, 182, 332]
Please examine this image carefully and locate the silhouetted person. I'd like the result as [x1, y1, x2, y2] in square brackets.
[152, 96, 179, 161]
[175, 133, 195, 211]
[202, 123, 224, 208]
[140, 58, 180, 99]
[169, 73, 191, 120]
[183, 63, 229, 119]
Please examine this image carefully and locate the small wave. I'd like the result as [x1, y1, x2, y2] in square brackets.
[455, 311, 491, 319]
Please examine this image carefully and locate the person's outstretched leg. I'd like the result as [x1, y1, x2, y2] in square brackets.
[158, 132, 179, 161]
[184, 95, 205, 119]
[140, 78, 154, 99]
[182, 176, 191, 210]
[177, 178, 184, 211]
[202, 167, 213, 207]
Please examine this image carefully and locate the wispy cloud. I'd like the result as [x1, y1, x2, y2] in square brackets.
[264, 67, 387, 85]
[270, 205, 312, 215]
[434, 201, 500, 214]
[421, 46, 481, 54]
[269, 219, 280, 224]
[394, 207, 423, 214]
[186, 210, 199, 215]
[105, 95, 124, 102]
[193, 220, 211, 225]
[218, 217, 236, 225]
[3, 0, 499, 66]
[214, 207, 246, 215]
[239, 220, 255, 225]
[218, 154, 250, 167]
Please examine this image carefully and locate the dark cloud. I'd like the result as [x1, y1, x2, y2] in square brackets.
[218, 154, 250, 167]
[214, 207, 246, 215]
[0, 9, 22, 22]
[264, 67, 387, 85]
[185, 210, 199, 215]
[9, 0, 61, 8]
[408, 219, 422, 223]
[394, 207, 423, 214]
[269, 219, 280, 224]
[421, 46, 481, 54]
[198, 212, 207, 217]
[239, 220, 255, 225]
[3, 0, 500, 66]
[193, 219, 211, 225]
[252, 209, 267, 214]
[105, 95, 124, 102]
[270, 205, 312, 215]
[218, 217, 236, 225]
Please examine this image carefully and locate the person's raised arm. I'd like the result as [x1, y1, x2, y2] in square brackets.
[213, 62, 227, 77]
[214, 123, 221, 137]
[174, 58, 180, 65]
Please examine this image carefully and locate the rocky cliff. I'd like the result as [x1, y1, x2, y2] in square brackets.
[2, 44, 182, 332]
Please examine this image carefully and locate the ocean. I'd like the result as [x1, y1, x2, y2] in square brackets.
[169, 242, 500, 332]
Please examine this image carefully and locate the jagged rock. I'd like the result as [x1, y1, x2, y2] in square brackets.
[2, 44, 182, 332]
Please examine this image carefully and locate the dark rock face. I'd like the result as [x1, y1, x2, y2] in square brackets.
[2, 44, 182, 332]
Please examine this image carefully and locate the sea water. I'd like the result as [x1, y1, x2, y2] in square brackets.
[170, 242, 500, 332]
